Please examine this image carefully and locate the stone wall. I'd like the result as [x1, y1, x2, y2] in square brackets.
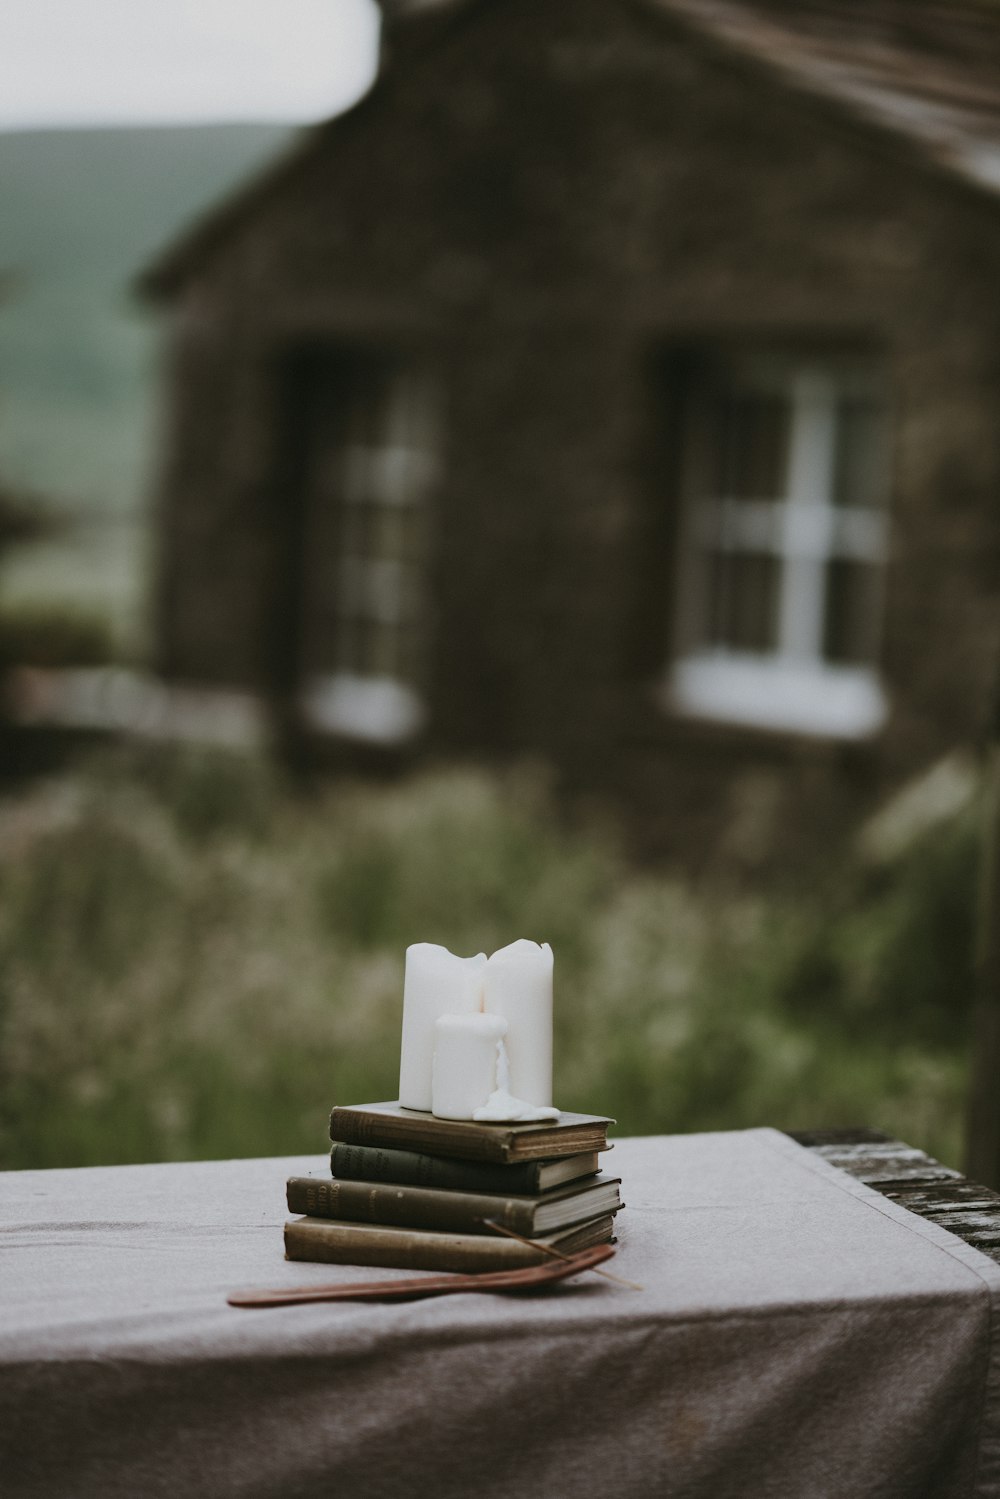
[150, 0, 1000, 869]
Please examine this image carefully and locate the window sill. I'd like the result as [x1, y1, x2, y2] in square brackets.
[299, 674, 426, 745]
[666, 655, 887, 742]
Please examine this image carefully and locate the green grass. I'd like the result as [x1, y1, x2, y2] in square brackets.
[0, 747, 976, 1171]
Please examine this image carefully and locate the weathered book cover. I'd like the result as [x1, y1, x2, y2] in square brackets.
[329, 1101, 614, 1164]
[329, 1141, 603, 1195]
[283, 1211, 617, 1273]
[286, 1172, 622, 1236]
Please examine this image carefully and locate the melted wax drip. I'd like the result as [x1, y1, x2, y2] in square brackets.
[472, 1038, 559, 1123]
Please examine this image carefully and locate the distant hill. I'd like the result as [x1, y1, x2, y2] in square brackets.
[0, 123, 296, 647]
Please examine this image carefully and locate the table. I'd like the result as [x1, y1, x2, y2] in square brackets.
[3, 1128, 1000, 1498]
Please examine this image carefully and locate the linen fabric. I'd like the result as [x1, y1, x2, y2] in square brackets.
[2, 1128, 999, 1498]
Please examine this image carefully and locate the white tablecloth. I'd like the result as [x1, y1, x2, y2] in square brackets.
[2, 1128, 999, 1498]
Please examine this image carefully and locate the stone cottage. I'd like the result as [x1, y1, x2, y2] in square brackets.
[140, 0, 1000, 866]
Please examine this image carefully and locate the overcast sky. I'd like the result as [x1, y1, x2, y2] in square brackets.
[0, 0, 381, 131]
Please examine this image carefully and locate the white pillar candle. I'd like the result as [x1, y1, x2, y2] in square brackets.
[432, 1012, 507, 1120]
[398, 943, 486, 1111]
[484, 938, 553, 1107]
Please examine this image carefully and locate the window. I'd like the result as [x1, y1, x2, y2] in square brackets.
[668, 349, 890, 738]
[298, 355, 439, 744]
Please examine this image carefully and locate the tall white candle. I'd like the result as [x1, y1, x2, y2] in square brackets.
[484, 938, 553, 1106]
[432, 1012, 507, 1120]
[398, 943, 486, 1111]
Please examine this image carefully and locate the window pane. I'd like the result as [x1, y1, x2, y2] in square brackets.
[401, 505, 425, 564]
[339, 501, 366, 558]
[367, 447, 413, 506]
[368, 620, 401, 678]
[371, 504, 408, 564]
[705, 550, 781, 653]
[397, 622, 422, 684]
[336, 555, 365, 617]
[398, 563, 424, 624]
[340, 446, 367, 504]
[823, 558, 881, 664]
[833, 397, 887, 509]
[336, 615, 363, 674]
[714, 392, 790, 500]
[304, 357, 437, 688]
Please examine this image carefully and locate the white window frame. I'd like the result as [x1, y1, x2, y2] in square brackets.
[668, 356, 890, 739]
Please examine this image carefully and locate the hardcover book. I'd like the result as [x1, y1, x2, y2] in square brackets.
[284, 1211, 617, 1273]
[286, 1172, 622, 1236]
[329, 1101, 614, 1164]
[329, 1141, 603, 1195]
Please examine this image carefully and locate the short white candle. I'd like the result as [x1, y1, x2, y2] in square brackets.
[432, 1012, 508, 1120]
[398, 943, 486, 1112]
[484, 938, 553, 1106]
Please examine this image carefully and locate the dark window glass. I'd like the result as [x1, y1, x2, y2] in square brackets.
[713, 391, 790, 501]
[336, 615, 362, 675]
[823, 558, 881, 664]
[327, 364, 434, 686]
[705, 551, 781, 653]
[832, 396, 887, 510]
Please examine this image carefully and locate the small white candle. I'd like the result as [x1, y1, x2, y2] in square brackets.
[484, 939, 553, 1106]
[432, 1012, 507, 1120]
[398, 943, 486, 1111]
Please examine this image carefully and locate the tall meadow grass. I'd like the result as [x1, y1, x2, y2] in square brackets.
[0, 746, 975, 1170]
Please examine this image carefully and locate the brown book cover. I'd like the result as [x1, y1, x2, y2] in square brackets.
[329, 1141, 603, 1194]
[329, 1101, 614, 1164]
[286, 1172, 622, 1236]
[284, 1211, 617, 1273]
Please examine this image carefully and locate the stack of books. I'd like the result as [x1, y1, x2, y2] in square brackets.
[284, 1100, 621, 1273]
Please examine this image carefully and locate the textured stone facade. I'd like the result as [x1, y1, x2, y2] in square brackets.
[147, 0, 1000, 868]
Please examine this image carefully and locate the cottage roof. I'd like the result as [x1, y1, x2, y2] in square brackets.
[660, 0, 1000, 196]
[139, 0, 1000, 299]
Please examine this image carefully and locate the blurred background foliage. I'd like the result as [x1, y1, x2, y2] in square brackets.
[0, 746, 975, 1172]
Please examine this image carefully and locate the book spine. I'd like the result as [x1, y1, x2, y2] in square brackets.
[329, 1108, 515, 1163]
[284, 1218, 542, 1273]
[287, 1176, 538, 1235]
[329, 1142, 542, 1194]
